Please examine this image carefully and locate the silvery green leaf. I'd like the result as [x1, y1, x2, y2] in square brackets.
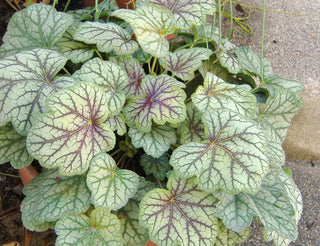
[73, 58, 128, 115]
[55, 207, 123, 246]
[129, 125, 176, 158]
[55, 23, 94, 63]
[159, 48, 211, 81]
[113, 57, 145, 98]
[21, 169, 90, 230]
[105, 114, 127, 136]
[74, 22, 138, 55]
[0, 48, 74, 135]
[0, 4, 73, 58]
[170, 109, 269, 194]
[215, 220, 250, 246]
[112, 3, 176, 57]
[0, 124, 33, 168]
[178, 103, 206, 144]
[217, 170, 298, 241]
[218, 39, 241, 74]
[192, 72, 257, 118]
[87, 153, 139, 210]
[140, 154, 170, 180]
[264, 75, 304, 96]
[139, 173, 219, 246]
[235, 46, 273, 80]
[258, 89, 303, 142]
[114, 178, 157, 246]
[27, 83, 115, 176]
[124, 75, 186, 132]
[150, 0, 216, 29]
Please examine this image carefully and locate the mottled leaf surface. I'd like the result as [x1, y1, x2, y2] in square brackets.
[170, 109, 269, 194]
[112, 4, 176, 57]
[217, 39, 241, 74]
[139, 173, 218, 246]
[0, 124, 33, 168]
[74, 22, 138, 55]
[129, 124, 176, 158]
[55, 207, 122, 246]
[0, 4, 73, 57]
[73, 58, 128, 115]
[192, 72, 257, 118]
[21, 169, 90, 229]
[124, 75, 186, 132]
[104, 114, 126, 136]
[140, 154, 170, 180]
[150, 0, 216, 29]
[217, 170, 298, 241]
[215, 220, 250, 246]
[0, 48, 73, 135]
[87, 153, 139, 210]
[27, 83, 115, 176]
[178, 103, 205, 144]
[264, 75, 304, 96]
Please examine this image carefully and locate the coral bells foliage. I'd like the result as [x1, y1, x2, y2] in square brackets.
[0, 1, 303, 246]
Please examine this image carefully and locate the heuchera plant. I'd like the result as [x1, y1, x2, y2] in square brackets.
[0, 1, 304, 245]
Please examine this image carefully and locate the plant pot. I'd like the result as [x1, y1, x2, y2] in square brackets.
[18, 165, 39, 186]
[145, 239, 157, 246]
[83, 0, 135, 9]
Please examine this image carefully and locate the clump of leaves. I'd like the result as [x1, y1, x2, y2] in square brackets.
[0, 1, 303, 246]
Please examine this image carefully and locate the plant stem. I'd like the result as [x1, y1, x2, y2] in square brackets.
[217, 0, 222, 50]
[62, 67, 71, 75]
[0, 172, 20, 178]
[95, 49, 103, 60]
[228, 0, 233, 39]
[155, 178, 163, 188]
[110, 148, 122, 157]
[151, 57, 158, 74]
[260, 0, 266, 83]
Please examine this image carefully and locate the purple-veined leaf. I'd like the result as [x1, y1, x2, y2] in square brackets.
[26, 83, 116, 176]
[159, 48, 211, 81]
[87, 152, 139, 210]
[73, 21, 138, 55]
[112, 57, 145, 98]
[140, 154, 171, 181]
[112, 4, 176, 57]
[114, 177, 157, 246]
[149, 0, 216, 29]
[170, 109, 269, 194]
[139, 172, 219, 246]
[73, 58, 128, 115]
[124, 75, 186, 132]
[0, 4, 73, 58]
[0, 48, 75, 135]
[0, 123, 33, 169]
[55, 207, 123, 246]
[104, 114, 127, 136]
[21, 169, 91, 231]
[192, 72, 257, 118]
[178, 103, 206, 144]
[216, 168, 298, 241]
[217, 39, 241, 74]
[129, 124, 176, 158]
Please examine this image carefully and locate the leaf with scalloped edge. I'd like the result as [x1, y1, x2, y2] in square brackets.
[21, 168, 90, 231]
[129, 124, 176, 158]
[159, 48, 211, 81]
[105, 114, 126, 136]
[262, 167, 303, 246]
[114, 178, 157, 246]
[215, 220, 250, 246]
[264, 75, 304, 96]
[258, 89, 303, 143]
[170, 109, 269, 194]
[216, 169, 298, 241]
[140, 154, 170, 180]
[178, 103, 205, 144]
[0, 124, 33, 168]
[139, 172, 219, 246]
[0, 4, 73, 58]
[87, 152, 139, 210]
[73, 21, 138, 56]
[124, 75, 186, 132]
[0, 48, 76, 135]
[112, 3, 176, 57]
[192, 72, 257, 118]
[217, 39, 241, 74]
[112, 57, 145, 98]
[55, 207, 123, 246]
[149, 0, 216, 29]
[27, 83, 115, 176]
[55, 23, 95, 63]
[73, 58, 128, 115]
